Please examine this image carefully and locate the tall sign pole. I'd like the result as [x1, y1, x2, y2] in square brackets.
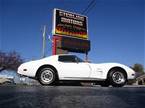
[42, 25, 46, 58]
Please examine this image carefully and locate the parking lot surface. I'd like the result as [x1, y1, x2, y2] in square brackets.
[0, 85, 145, 108]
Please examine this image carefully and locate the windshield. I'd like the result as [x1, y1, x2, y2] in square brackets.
[75, 56, 84, 62]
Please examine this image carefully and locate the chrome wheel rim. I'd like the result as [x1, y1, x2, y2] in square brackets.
[112, 72, 125, 84]
[41, 69, 53, 83]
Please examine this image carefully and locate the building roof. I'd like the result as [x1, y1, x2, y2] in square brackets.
[136, 74, 145, 80]
[0, 77, 12, 84]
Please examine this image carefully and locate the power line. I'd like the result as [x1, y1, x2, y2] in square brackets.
[82, 0, 96, 15]
[84, 1, 96, 15]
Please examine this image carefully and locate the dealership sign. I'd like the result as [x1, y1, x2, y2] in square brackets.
[53, 9, 88, 39]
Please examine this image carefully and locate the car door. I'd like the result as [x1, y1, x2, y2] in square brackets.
[57, 55, 91, 79]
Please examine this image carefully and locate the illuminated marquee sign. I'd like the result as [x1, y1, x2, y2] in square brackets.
[56, 36, 90, 53]
[53, 9, 88, 39]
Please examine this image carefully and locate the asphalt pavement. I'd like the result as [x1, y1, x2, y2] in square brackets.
[0, 85, 145, 108]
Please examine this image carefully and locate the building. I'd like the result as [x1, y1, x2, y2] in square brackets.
[0, 77, 15, 85]
[136, 74, 145, 85]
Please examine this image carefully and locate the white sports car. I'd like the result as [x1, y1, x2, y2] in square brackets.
[18, 54, 135, 87]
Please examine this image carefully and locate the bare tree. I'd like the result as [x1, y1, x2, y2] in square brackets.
[0, 51, 23, 72]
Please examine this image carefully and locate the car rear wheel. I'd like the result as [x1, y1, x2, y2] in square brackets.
[109, 69, 127, 87]
[38, 67, 56, 85]
[100, 80, 110, 87]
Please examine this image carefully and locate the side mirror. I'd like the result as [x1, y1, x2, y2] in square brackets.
[75, 57, 79, 64]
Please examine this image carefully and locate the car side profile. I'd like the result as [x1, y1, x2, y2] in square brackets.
[18, 54, 135, 87]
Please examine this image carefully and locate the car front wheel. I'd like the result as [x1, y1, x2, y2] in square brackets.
[38, 67, 56, 85]
[109, 69, 127, 87]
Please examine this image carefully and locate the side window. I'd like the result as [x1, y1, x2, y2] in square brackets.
[58, 55, 76, 62]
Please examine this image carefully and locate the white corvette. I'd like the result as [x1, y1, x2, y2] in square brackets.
[18, 54, 135, 87]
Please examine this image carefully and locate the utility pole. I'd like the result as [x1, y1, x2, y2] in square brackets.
[42, 25, 46, 58]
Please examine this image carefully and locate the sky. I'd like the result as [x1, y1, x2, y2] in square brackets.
[0, 0, 144, 67]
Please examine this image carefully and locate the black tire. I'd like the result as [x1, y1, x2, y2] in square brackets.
[108, 69, 127, 87]
[37, 67, 56, 85]
[100, 80, 110, 87]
